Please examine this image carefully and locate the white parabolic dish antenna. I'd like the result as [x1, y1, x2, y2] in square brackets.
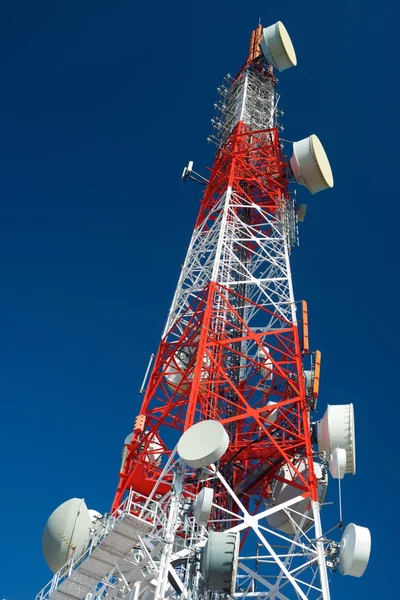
[339, 523, 371, 577]
[261, 21, 297, 72]
[42, 498, 94, 573]
[290, 135, 334, 194]
[317, 404, 356, 474]
[177, 420, 229, 468]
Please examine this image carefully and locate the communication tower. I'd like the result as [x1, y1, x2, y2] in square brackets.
[37, 20, 371, 600]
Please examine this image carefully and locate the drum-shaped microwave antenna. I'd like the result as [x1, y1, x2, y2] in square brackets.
[338, 523, 371, 577]
[177, 420, 229, 468]
[200, 530, 240, 593]
[317, 404, 356, 474]
[290, 135, 334, 194]
[261, 21, 297, 72]
[42, 498, 94, 573]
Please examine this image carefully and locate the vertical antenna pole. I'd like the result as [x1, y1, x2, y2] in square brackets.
[139, 353, 155, 393]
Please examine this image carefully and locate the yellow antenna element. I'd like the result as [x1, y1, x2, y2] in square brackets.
[302, 300, 309, 353]
[313, 350, 321, 399]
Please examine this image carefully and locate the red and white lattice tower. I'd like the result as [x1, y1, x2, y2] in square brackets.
[37, 20, 371, 600]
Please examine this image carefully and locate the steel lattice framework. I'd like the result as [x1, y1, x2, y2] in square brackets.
[36, 22, 351, 600]
[113, 64, 315, 517]
[109, 25, 332, 599]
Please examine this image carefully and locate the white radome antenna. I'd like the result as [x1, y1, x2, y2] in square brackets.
[42, 498, 100, 573]
[291, 135, 334, 194]
[317, 404, 356, 474]
[261, 21, 297, 72]
[177, 419, 229, 468]
[200, 530, 240, 593]
[338, 523, 371, 577]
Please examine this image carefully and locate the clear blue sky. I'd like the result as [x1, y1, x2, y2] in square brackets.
[0, 1, 397, 598]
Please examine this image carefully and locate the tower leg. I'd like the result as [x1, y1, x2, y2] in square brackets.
[312, 501, 331, 600]
[154, 462, 184, 600]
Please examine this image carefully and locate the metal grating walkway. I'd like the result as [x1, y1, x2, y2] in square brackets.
[43, 512, 154, 600]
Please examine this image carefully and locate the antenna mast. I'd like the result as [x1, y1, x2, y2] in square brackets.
[37, 20, 371, 600]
